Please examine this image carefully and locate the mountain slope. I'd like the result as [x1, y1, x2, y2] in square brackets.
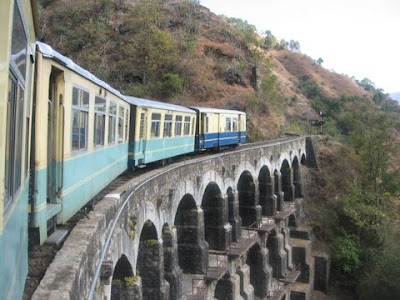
[39, 0, 394, 140]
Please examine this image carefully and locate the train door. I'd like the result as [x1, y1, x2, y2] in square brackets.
[136, 109, 147, 164]
[47, 68, 64, 205]
[200, 113, 205, 149]
[238, 114, 243, 143]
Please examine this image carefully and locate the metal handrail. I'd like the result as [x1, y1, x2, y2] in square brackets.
[87, 136, 307, 299]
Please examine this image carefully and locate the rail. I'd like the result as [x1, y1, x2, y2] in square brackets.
[87, 136, 307, 299]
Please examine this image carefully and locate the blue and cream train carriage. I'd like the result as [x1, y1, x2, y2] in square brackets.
[126, 97, 197, 169]
[192, 107, 246, 151]
[29, 42, 131, 244]
[0, 0, 38, 298]
[0, 3, 247, 297]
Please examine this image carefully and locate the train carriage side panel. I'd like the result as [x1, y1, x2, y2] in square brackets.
[0, 0, 38, 299]
[127, 97, 196, 166]
[192, 107, 246, 150]
[30, 43, 130, 243]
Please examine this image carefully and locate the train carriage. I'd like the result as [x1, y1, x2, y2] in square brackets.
[192, 107, 246, 151]
[126, 96, 197, 168]
[30, 42, 130, 244]
[0, 0, 38, 299]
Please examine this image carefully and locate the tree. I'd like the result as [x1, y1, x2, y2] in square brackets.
[263, 30, 277, 49]
[316, 57, 324, 65]
[289, 40, 300, 52]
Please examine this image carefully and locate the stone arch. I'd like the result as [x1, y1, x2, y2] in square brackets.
[214, 272, 235, 300]
[301, 152, 307, 165]
[202, 182, 230, 251]
[292, 156, 303, 198]
[237, 171, 260, 226]
[137, 220, 169, 300]
[227, 187, 241, 242]
[198, 170, 225, 206]
[111, 254, 138, 300]
[280, 159, 294, 202]
[258, 166, 275, 216]
[162, 223, 182, 299]
[174, 194, 208, 274]
[246, 243, 271, 298]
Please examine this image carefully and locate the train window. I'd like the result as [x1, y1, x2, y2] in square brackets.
[205, 116, 209, 133]
[11, 1, 28, 82]
[108, 102, 117, 144]
[233, 118, 238, 132]
[5, 2, 29, 212]
[151, 113, 161, 138]
[139, 113, 145, 139]
[184, 116, 190, 135]
[225, 118, 232, 132]
[5, 73, 24, 210]
[118, 107, 124, 143]
[94, 96, 106, 146]
[72, 88, 89, 151]
[191, 117, 195, 135]
[163, 114, 173, 137]
[175, 115, 182, 136]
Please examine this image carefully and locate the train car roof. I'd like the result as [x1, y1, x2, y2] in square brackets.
[125, 96, 195, 113]
[36, 42, 125, 100]
[191, 107, 246, 115]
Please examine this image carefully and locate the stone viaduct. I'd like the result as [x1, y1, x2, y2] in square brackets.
[32, 136, 329, 300]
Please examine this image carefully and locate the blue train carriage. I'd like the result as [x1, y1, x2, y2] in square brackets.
[192, 107, 247, 151]
[126, 96, 197, 168]
[0, 0, 39, 299]
[30, 42, 130, 244]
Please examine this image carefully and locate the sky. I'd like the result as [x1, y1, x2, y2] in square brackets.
[200, 0, 400, 93]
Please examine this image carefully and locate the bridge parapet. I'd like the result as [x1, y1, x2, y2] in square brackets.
[32, 136, 318, 300]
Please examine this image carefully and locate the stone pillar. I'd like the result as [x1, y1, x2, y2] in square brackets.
[177, 207, 209, 274]
[163, 228, 183, 299]
[281, 228, 293, 270]
[274, 172, 284, 211]
[260, 178, 277, 216]
[248, 247, 272, 298]
[293, 167, 303, 198]
[267, 232, 287, 279]
[137, 239, 170, 300]
[228, 190, 242, 243]
[236, 264, 254, 300]
[204, 194, 232, 251]
[239, 180, 262, 227]
[111, 277, 143, 300]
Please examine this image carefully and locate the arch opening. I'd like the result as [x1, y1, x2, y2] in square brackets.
[111, 255, 138, 300]
[174, 194, 208, 274]
[258, 166, 275, 216]
[238, 171, 259, 226]
[202, 183, 230, 251]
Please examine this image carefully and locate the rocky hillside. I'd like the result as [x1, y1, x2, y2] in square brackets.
[39, 0, 400, 140]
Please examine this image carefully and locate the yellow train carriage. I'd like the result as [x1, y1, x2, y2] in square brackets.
[0, 0, 38, 299]
[30, 42, 130, 244]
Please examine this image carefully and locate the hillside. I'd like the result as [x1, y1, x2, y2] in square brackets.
[40, 0, 397, 140]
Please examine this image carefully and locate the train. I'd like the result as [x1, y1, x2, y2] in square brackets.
[0, 1, 247, 299]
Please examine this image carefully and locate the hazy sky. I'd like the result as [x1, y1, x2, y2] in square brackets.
[200, 0, 400, 93]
